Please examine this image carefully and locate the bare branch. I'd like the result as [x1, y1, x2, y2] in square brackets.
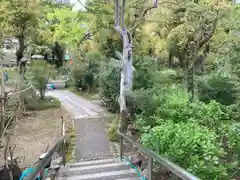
[130, 1, 177, 32]
[0, 115, 15, 140]
[4, 134, 10, 163]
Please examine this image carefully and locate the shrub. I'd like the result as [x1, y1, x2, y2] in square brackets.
[133, 85, 188, 128]
[70, 52, 101, 92]
[98, 55, 159, 112]
[141, 121, 227, 179]
[26, 60, 56, 99]
[135, 86, 239, 179]
[197, 73, 237, 105]
[134, 84, 231, 130]
[132, 55, 157, 90]
[98, 60, 120, 112]
[71, 63, 88, 90]
[25, 96, 60, 111]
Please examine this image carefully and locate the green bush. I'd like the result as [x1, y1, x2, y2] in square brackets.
[134, 84, 231, 130]
[133, 86, 188, 128]
[134, 85, 240, 179]
[141, 121, 227, 179]
[25, 96, 60, 111]
[25, 60, 56, 99]
[98, 55, 159, 112]
[132, 55, 157, 90]
[98, 60, 120, 112]
[71, 52, 101, 92]
[197, 73, 237, 105]
[71, 63, 88, 89]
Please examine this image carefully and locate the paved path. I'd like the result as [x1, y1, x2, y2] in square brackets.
[46, 90, 112, 160]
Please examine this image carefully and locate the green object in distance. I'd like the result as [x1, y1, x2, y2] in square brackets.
[64, 55, 70, 61]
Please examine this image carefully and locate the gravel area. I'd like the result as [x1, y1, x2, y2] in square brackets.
[0, 107, 71, 168]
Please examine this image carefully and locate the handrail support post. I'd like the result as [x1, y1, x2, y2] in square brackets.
[119, 135, 123, 161]
[148, 157, 153, 180]
[40, 169, 45, 180]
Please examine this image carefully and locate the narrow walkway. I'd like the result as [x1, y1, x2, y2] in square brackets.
[46, 90, 112, 160]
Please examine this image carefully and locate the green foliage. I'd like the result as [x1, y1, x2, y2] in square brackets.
[25, 96, 60, 111]
[65, 125, 76, 162]
[99, 60, 120, 112]
[134, 84, 239, 179]
[133, 85, 187, 127]
[107, 116, 119, 142]
[134, 85, 231, 129]
[71, 52, 101, 92]
[26, 60, 56, 99]
[141, 121, 227, 179]
[99, 55, 158, 112]
[197, 73, 238, 105]
[1, 0, 239, 179]
[132, 55, 157, 90]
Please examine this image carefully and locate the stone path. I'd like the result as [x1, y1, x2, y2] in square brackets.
[46, 90, 112, 160]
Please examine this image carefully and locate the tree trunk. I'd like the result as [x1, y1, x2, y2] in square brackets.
[119, 29, 133, 133]
[16, 34, 26, 91]
[114, 0, 158, 133]
[40, 88, 45, 100]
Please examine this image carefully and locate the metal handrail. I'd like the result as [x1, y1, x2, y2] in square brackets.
[118, 131, 200, 180]
[24, 134, 67, 180]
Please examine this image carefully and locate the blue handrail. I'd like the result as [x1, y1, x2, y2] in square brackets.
[19, 168, 48, 180]
[121, 156, 146, 180]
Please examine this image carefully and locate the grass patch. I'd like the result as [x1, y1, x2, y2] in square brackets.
[68, 86, 100, 100]
[25, 96, 61, 111]
[65, 124, 76, 162]
[107, 115, 119, 142]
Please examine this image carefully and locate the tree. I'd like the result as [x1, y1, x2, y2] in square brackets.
[114, 0, 159, 133]
[26, 61, 56, 100]
[0, 0, 42, 85]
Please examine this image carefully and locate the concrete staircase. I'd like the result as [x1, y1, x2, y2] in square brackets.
[56, 158, 141, 180]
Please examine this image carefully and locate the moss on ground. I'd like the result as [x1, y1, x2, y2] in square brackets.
[65, 123, 76, 162]
[107, 115, 119, 142]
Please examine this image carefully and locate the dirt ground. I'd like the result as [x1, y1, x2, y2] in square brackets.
[0, 107, 71, 168]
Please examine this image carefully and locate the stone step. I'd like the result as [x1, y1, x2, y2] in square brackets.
[68, 158, 120, 168]
[58, 169, 138, 180]
[58, 161, 130, 176]
[116, 178, 141, 180]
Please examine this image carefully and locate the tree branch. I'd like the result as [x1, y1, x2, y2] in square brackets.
[130, 0, 177, 32]
[199, 16, 218, 49]
[114, 0, 122, 34]
[122, 0, 126, 30]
